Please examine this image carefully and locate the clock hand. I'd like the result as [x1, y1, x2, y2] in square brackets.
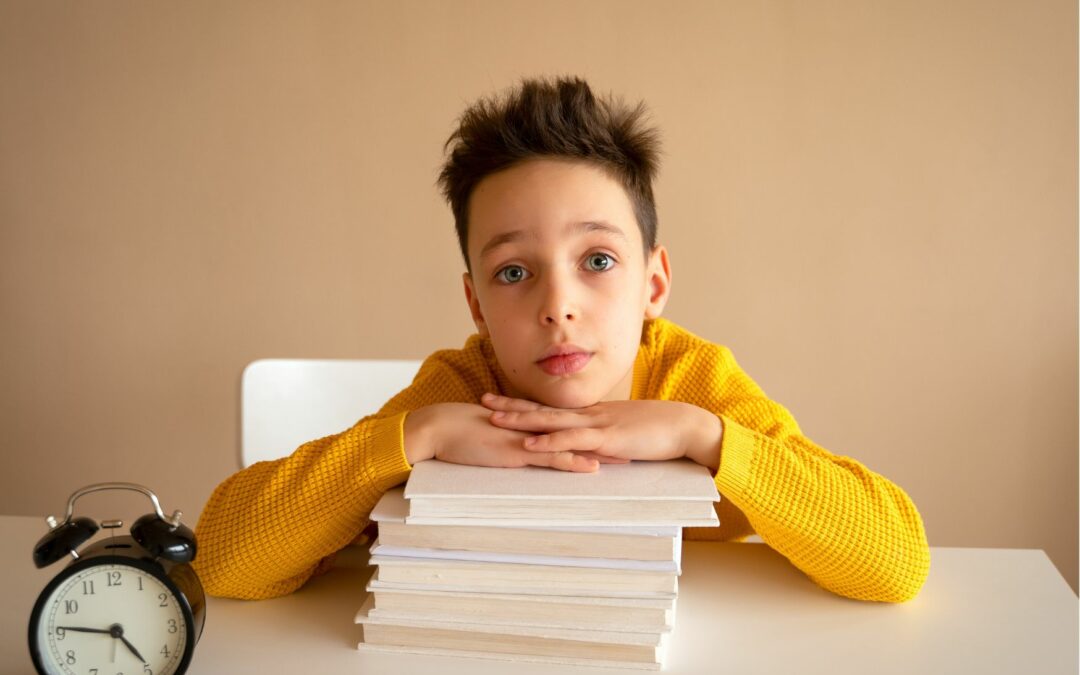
[108, 623, 147, 665]
[56, 625, 112, 635]
[118, 634, 147, 664]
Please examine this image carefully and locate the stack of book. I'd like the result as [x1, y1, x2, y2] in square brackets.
[355, 458, 720, 670]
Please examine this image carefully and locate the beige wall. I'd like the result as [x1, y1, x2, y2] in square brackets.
[2, 1, 1076, 591]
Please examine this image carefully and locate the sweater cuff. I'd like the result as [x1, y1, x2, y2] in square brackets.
[714, 415, 757, 502]
[361, 412, 413, 491]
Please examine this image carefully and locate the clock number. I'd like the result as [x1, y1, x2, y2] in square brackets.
[89, 670, 98, 675]
[137, 577, 144, 591]
[82, 579, 95, 595]
[107, 570, 122, 587]
[143, 667, 153, 675]
[64, 599, 78, 614]
[64, 649, 75, 664]
[167, 618, 178, 634]
[55, 627, 66, 641]
[160, 645, 171, 659]
[158, 592, 168, 607]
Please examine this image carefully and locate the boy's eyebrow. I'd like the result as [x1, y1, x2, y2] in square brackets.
[478, 231, 527, 260]
[478, 221, 628, 260]
[574, 220, 628, 241]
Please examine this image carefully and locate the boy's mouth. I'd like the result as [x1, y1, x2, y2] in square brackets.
[536, 345, 592, 376]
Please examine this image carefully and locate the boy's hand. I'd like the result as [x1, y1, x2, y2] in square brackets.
[481, 393, 723, 471]
[404, 402, 601, 473]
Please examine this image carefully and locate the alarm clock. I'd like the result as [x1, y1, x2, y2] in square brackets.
[28, 483, 206, 675]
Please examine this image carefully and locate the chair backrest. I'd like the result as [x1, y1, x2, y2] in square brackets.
[241, 358, 422, 467]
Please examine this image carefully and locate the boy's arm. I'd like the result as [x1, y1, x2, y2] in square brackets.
[193, 354, 477, 600]
[686, 343, 931, 602]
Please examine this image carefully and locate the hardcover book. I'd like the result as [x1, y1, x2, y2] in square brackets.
[403, 459, 721, 526]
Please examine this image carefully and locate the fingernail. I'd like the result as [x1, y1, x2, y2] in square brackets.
[491, 411, 505, 420]
[524, 436, 536, 447]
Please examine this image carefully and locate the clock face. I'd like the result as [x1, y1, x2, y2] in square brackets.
[30, 560, 191, 675]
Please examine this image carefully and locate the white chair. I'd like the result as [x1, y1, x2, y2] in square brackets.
[240, 359, 422, 467]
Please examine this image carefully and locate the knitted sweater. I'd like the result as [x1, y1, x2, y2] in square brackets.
[194, 318, 930, 602]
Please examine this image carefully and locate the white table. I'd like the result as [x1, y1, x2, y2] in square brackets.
[3, 515, 1076, 674]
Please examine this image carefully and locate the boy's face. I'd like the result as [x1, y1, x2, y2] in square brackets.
[463, 158, 671, 409]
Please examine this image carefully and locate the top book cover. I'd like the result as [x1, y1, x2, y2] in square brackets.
[405, 459, 720, 502]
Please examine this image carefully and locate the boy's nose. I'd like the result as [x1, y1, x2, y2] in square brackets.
[538, 276, 579, 325]
[544, 310, 576, 324]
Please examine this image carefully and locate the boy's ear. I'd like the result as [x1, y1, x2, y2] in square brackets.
[462, 272, 490, 337]
[643, 245, 672, 320]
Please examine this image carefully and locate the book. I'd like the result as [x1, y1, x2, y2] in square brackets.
[356, 597, 668, 669]
[365, 585, 675, 632]
[403, 458, 720, 527]
[368, 535, 682, 573]
[357, 641, 665, 671]
[372, 487, 680, 561]
[368, 556, 678, 597]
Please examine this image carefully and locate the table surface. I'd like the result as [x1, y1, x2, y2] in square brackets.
[3, 515, 1076, 675]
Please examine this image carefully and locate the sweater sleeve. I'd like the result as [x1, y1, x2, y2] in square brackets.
[193, 350, 487, 600]
[676, 342, 930, 602]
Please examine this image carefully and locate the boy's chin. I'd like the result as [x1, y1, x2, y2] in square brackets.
[527, 385, 606, 410]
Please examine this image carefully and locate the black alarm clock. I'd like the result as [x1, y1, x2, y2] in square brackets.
[28, 483, 206, 675]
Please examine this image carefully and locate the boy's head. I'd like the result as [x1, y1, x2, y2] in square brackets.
[439, 77, 660, 270]
[438, 77, 672, 409]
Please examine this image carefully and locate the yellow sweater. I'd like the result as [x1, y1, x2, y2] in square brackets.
[194, 318, 930, 602]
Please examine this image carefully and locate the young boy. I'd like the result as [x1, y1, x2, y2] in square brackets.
[194, 77, 930, 603]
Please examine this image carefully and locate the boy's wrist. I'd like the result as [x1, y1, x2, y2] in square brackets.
[683, 405, 723, 473]
[403, 406, 438, 465]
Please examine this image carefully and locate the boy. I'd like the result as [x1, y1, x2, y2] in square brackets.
[194, 77, 930, 603]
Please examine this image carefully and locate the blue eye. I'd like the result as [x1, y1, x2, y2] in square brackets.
[496, 265, 529, 284]
[585, 253, 615, 272]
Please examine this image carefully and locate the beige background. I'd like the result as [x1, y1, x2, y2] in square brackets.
[1, 1, 1076, 592]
